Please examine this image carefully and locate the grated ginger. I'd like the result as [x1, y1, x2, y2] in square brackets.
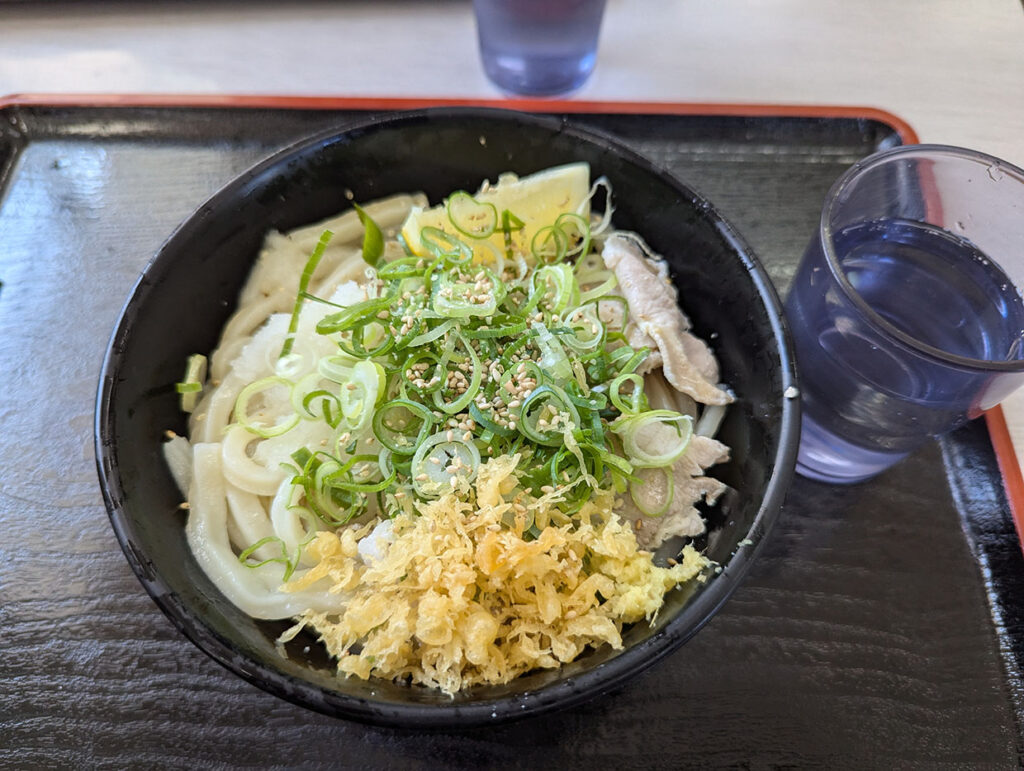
[278, 455, 710, 696]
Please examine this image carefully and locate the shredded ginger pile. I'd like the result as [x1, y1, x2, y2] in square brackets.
[279, 455, 709, 695]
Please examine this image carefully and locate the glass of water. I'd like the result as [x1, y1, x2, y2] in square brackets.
[472, 0, 607, 96]
[786, 145, 1024, 484]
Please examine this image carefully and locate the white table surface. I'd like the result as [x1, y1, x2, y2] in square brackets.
[4, 0, 1024, 485]
[2, 0, 1021, 158]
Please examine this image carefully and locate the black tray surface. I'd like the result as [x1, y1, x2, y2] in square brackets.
[1, 103, 1021, 768]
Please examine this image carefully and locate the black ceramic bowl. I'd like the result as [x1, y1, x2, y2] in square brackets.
[96, 108, 799, 728]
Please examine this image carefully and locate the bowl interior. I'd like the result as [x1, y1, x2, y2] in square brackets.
[96, 108, 797, 726]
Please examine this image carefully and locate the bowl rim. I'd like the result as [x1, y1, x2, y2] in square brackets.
[95, 105, 800, 728]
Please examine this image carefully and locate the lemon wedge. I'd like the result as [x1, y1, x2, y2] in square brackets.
[399, 162, 591, 261]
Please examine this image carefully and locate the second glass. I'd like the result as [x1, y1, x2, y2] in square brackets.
[472, 0, 607, 97]
[786, 145, 1024, 484]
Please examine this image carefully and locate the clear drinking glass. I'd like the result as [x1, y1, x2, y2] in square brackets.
[785, 145, 1024, 484]
[472, 0, 607, 97]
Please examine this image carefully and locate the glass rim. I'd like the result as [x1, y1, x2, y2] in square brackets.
[820, 143, 1024, 374]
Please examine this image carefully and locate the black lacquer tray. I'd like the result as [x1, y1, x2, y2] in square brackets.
[1, 96, 1021, 767]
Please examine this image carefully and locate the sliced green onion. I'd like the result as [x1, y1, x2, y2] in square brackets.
[321, 460, 396, 493]
[338, 360, 385, 432]
[563, 303, 605, 352]
[289, 451, 367, 526]
[372, 399, 436, 455]
[175, 353, 207, 414]
[446, 191, 497, 239]
[376, 256, 424, 280]
[410, 431, 481, 498]
[611, 410, 693, 468]
[532, 263, 578, 313]
[530, 224, 569, 264]
[432, 333, 482, 415]
[498, 208, 525, 260]
[407, 318, 456, 349]
[420, 226, 473, 264]
[318, 353, 359, 384]
[315, 295, 394, 336]
[460, 315, 529, 340]
[610, 373, 646, 414]
[337, 319, 395, 358]
[629, 466, 675, 518]
[613, 345, 651, 377]
[469, 400, 516, 438]
[235, 376, 300, 438]
[281, 229, 333, 358]
[401, 350, 444, 395]
[432, 266, 505, 319]
[353, 203, 384, 267]
[302, 389, 342, 428]
[292, 371, 343, 427]
[531, 322, 573, 385]
[556, 212, 592, 259]
[516, 384, 580, 447]
[577, 272, 618, 304]
[238, 536, 301, 582]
